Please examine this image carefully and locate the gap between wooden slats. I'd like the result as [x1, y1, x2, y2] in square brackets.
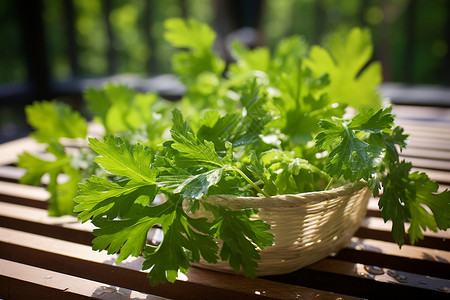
[337, 237, 450, 279]
[0, 259, 166, 300]
[0, 228, 358, 300]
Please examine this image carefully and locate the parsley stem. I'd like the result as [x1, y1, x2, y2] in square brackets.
[231, 166, 271, 198]
[325, 178, 335, 190]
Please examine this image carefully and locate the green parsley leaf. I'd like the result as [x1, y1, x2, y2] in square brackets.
[18, 148, 79, 216]
[170, 109, 225, 169]
[25, 101, 87, 143]
[142, 195, 218, 286]
[89, 135, 156, 183]
[315, 109, 387, 181]
[164, 18, 225, 85]
[306, 28, 382, 108]
[92, 214, 158, 264]
[74, 176, 157, 222]
[204, 203, 273, 278]
[164, 18, 216, 52]
[379, 160, 450, 246]
[174, 168, 224, 199]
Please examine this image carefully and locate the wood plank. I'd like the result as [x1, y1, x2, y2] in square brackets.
[0, 181, 48, 209]
[401, 129, 450, 142]
[0, 259, 167, 300]
[411, 168, 450, 184]
[0, 201, 163, 246]
[397, 122, 450, 135]
[338, 237, 450, 279]
[356, 216, 449, 251]
[401, 148, 450, 161]
[0, 227, 358, 300]
[0, 166, 24, 183]
[361, 216, 450, 240]
[0, 137, 44, 166]
[0, 202, 94, 246]
[384, 85, 450, 107]
[264, 260, 450, 299]
[406, 139, 450, 152]
[306, 259, 450, 298]
[406, 157, 450, 172]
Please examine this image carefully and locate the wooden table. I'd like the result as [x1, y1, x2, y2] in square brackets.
[0, 105, 449, 299]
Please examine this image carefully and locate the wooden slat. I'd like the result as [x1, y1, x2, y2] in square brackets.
[0, 199, 449, 298]
[0, 201, 163, 247]
[401, 147, 450, 161]
[405, 157, 450, 172]
[0, 227, 358, 300]
[0, 202, 94, 246]
[0, 165, 24, 183]
[406, 138, 450, 152]
[265, 260, 450, 299]
[0, 137, 44, 166]
[0, 259, 167, 300]
[411, 168, 450, 184]
[360, 216, 450, 240]
[340, 237, 450, 278]
[0, 181, 48, 209]
[397, 122, 450, 136]
[305, 259, 449, 298]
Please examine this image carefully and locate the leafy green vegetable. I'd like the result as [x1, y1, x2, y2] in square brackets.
[25, 101, 87, 143]
[19, 102, 89, 215]
[315, 107, 449, 245]
[306, 27, 382, 108]
[315, 108, 393, 181]
[164, 18, 225, 92]
[20, 18, 449, 286]
[75, 112, 275, 285]
[18, 147, 79, 216]
[84, 83, 173, 147]
[20, 85, 169, 216]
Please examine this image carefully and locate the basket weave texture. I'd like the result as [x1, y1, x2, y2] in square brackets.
[193, 181, 371, 276]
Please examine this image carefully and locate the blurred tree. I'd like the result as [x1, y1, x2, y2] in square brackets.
[0, 1, 27, 84]
[0, 0, 448, 86]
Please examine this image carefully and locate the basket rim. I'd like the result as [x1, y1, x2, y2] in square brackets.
[203, 181, 368, 209]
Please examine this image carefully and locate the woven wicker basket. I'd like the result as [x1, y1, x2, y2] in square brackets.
[191, 181, 371, 276]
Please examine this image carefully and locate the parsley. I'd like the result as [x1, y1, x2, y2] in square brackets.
[75, 109, 274, 285]
[20, 18, 449, 286]
[315, 108, 449, 246]
[18, 102, 89, 216]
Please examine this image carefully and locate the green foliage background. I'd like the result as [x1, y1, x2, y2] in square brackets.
[0, 0, 448, 85]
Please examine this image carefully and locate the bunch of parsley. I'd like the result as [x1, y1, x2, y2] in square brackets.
[20, 19, 449, 286]
[18, 84, 174, 215]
